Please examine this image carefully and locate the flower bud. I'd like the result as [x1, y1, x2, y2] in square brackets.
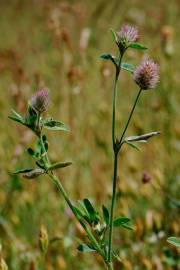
[30, 89, 49, 113]
[116, 25, 138, 55]
[39, 225, 49, 254]
[133, 59, 159, 90]
[142, 172, 152, 184]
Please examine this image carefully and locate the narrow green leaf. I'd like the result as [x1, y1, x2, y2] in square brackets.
[129, 43, 147, 50]
[126, 131, 160, 142]
[121, 63, 135, 73]
[73, 206, 93, 224]
[35, 138, 43, 156]
[12, 168, 34, 175]
[83, 199, 96, 222]
[167, 237, 180, 248]
[100, 54, 118, 67]
[110, 28, 118, 43]
[8, 109, 25, 124]
[102, 205, 109, 226]
[36, 161, 46, 170]
[11, 109, 23, 119]
[8, 115, 23, 124]
[100, 53, 112, 60]
[124, 141, 141, 151]
[78, 200, 89, 217]
[120, 223, 133, 230]
[77, 243, 96, 253]
[113, 217, 133, 230]
[43, 119, 69, 132]
[113, 217, 131, 227]
[47, 162, 72, 171]
[27, 148, 35, 156]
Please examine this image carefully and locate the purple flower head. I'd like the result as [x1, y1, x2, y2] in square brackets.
[30, 89, 49, 113]
[133, 59, 159, 90]
[117, 25, 139, 54]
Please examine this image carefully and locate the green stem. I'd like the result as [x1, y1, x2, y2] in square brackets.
[108, 88, 142, 264]
[37, 112, 41, 131]
[49, 173, 104, 258]
[112, 58, 122, 149]
[108, 152, 118, 263]
[112, 75, 118, 148]
[107, 262, 113, 270]
[36, 112, 50, 166]
[108, 55, 122, 269]
[118, 88, 142, 148]
[108, 56, 122, 267]
[39, 134, 50, 165]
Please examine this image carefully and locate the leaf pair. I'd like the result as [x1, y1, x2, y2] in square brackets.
[113, 216, 133, 230]
[100, 54, 135, 73]
[77, 198, 99, 225]
[9, 109, 70, 133]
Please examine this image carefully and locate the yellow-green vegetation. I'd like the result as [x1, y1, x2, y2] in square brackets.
[0, 1, 179, 269]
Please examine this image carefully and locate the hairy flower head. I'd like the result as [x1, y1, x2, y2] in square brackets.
[117, 25, 138, 54]
[30, 89, 49, 113]
[133, 59, 159, 90]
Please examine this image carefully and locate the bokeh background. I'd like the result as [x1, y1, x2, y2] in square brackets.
[0, 0, 179, 269]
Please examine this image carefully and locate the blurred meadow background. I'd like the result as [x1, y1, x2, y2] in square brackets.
[0, 0, 180, 269]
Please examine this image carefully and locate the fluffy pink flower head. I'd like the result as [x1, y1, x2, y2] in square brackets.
[133, 59, 159, 90]
[117, 25, 138, 53]
[30, 89, 49, 113]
